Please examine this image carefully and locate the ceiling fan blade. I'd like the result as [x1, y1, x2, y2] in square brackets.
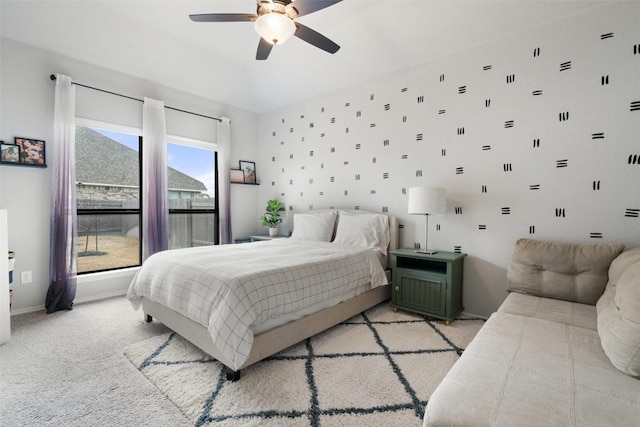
[256, 38, 273, 60]
[289, 0, 342, 18]
[294, 23, 340, 54]
[189, 13, 257, 23]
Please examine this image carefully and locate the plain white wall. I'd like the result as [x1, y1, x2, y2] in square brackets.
[257, 2, 640, 317]
[0, 38, 261, 313]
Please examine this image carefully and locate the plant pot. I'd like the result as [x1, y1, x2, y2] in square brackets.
[268, 227, 278, 237]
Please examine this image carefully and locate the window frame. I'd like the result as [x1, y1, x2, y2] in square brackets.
[75, 118, 144, 275]
[166, 135, 219, 248]
[74, 119, 220, 275]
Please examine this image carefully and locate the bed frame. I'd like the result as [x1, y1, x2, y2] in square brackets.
[142, 214, 398, 381]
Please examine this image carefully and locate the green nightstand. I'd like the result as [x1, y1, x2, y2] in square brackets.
[390, 249, 466, 325]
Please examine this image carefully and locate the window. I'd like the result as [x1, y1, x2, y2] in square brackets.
[167, 140, 218, 250]
[75, 121, 219, 274]
[75, 124, 142, 274]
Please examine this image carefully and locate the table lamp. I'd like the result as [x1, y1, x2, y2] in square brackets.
[408, 186, 446, 254]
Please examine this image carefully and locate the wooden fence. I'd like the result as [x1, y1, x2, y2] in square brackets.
[77, 198, 217, 248]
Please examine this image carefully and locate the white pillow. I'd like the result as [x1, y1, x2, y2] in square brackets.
[333, 211, 390, 255]
[290, 211, 337, 242]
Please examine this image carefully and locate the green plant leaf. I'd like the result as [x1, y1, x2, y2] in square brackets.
[260, 199, 285, 227]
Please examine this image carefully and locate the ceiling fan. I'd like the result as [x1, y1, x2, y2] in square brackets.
[189, 0, 342, 60]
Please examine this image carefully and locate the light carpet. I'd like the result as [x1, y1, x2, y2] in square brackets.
[124, 303, 484, 426]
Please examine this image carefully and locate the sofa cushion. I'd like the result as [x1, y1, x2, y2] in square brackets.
[499, 292, 597, 330]
[597, 249, 640, 378]
[605, 247, 640, 288]
[424, 312, 640, 426]
[507, 238, 624, 305]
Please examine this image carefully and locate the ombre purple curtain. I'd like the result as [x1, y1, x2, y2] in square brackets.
[142, 98, 169, 260]
[46, 74, 77, 313]
[216, 117, 232, 244]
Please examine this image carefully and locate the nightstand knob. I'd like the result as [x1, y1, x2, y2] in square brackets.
[394, 286, 400, 292]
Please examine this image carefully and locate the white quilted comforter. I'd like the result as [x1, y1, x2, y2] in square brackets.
[127, 239, 387, 369]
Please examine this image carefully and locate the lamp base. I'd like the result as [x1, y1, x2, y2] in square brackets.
[415, 249, 438, 255]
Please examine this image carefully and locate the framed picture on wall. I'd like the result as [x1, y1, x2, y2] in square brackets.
[15, 137, 46, 166]
[230, 169, 245, 183]
[1, 142, 20, 164]
[239, 160, 256, 184]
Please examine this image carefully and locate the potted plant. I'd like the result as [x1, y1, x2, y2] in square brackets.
[260, 199, 285, 236]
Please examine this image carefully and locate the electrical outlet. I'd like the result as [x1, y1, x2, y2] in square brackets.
[21, 271, 32, 284]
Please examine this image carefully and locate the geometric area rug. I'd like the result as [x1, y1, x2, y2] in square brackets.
[124, 303, 484, 426]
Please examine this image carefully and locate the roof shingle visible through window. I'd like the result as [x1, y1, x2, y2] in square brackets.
[75, 127, 207, 193]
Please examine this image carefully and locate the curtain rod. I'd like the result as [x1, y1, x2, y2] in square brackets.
[49, 74, 222, 123]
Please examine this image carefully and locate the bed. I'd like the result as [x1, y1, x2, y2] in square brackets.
[127, 209, 398, 381]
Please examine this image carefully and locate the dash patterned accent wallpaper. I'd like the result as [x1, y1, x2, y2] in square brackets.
[258, 3, 640, 316]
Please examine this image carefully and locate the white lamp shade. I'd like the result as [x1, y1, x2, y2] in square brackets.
[254, 13, 296, 45]
[408, 187, 447, 215]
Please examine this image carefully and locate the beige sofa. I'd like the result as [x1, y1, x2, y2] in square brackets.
[424, 238, 640, 426]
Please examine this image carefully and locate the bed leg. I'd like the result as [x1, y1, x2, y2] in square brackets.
[144, 313, 153, 323]
[224, 366, 241, 382]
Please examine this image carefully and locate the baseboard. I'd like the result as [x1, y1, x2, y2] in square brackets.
[10, 290, 127, 316]
[461, 311, 488, 320]
[10, 305, 45, 316]
[74, 289, 127, 305]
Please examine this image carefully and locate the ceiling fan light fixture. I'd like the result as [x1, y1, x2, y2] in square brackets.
[254, 12, 296, 45]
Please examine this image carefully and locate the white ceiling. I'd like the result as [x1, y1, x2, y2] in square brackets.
[1, 0, 609, 113]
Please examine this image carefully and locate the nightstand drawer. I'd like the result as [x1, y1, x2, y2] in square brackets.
[393, 269, 447, 317]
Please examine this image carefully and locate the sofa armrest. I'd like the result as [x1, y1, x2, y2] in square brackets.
[506, 238, 624, 305]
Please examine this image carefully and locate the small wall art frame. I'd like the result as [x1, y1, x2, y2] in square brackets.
[239, 160, 256, 184]
[230, 169, 245, 183]
[15, 137, 46, 166]
[0, 142, 20, 164]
